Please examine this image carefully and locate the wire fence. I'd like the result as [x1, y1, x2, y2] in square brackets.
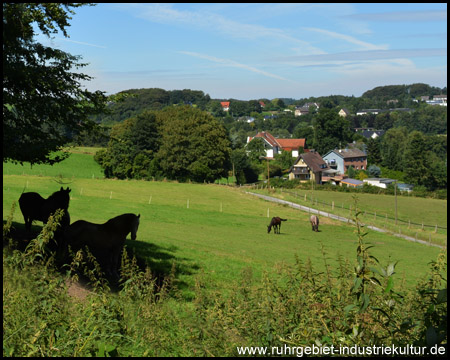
[278, 189, 447, 231]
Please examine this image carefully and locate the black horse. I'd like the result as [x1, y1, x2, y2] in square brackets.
[19, 186, 71, 232]
[64, 213, 140, 278]
[267, 217, 287, 234]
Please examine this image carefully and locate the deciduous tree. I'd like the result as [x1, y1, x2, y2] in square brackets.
[3, 3, 108, 165]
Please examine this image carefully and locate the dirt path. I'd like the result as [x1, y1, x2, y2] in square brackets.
[246, 191, 445, 250]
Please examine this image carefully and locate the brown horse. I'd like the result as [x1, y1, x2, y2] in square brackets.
[19, 187, 71, 232]
[310, 215, 319, 232]
[267, 217, 287, 234]
[64, 213, 140, 278]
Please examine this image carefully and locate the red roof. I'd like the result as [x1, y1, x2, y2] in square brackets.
[276, 139, 306, 151]
[249, 131, 281, 148]
[248, 131, 306, 152]
[220, 101, 230, 107]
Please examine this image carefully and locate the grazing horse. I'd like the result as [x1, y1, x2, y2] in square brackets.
[64, 213, 140, 278]
[19, 187, 71, 232]
[310, 215, 319, 232]
[267, 217, 287, 234]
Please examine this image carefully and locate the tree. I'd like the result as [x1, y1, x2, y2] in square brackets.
[312, 108, 352, 154]
[3, 3, 108, 165]
[367, 165, 381, 178]
[403, 131, 428, 187]
[380, 127, 408, 171]
[366, 137, 382, 165]
[231, 148, 258, 185]
[246, 137, 266, 163]
[156, 106, 231, 182]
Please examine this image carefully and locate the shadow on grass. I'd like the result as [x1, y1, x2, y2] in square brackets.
[3, 220, 199, 295]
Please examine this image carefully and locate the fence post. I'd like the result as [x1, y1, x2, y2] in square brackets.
[267, 208, 270, 218]
[435, 225, 438, 233]
[148, 195, 152, 204]
[187, 199, 190, 209]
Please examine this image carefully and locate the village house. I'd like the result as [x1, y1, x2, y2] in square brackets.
[246, 131, 306, 158]
[294, 102, 319, 117]
[220, 101, 230, 112]
[338, 108, 350, 117]
[322, 147, 367, 174]
[288, 151, 329, 184]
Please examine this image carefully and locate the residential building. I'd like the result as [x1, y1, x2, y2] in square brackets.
[341, 178, 364, 188]
[220, 101, 230, 111]
[322, 147, 367, 175]
[288, 151, 329, 184]
[339, 108, 350, 117]
[363, 178, 396, 189]
[246, 131, 306, 158]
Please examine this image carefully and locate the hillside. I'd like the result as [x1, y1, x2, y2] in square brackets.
[92, 83, 446, 125]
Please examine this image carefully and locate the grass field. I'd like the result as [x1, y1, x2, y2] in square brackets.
[250, 187, 447, 246]
[2, 149, 446, 290]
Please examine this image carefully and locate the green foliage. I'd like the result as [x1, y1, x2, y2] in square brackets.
[155, 106, 232, 182]
[312, 108, 353, 155]
[368, 165, 381, 178]
[3, 3, 108, 165]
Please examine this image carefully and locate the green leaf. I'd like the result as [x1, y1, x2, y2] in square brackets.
[353, 277, 362, 293]
[385, 277, 394, 293]
[344, 304, 357, 316]
[436, 289, 447, 304]
[426, 326, 437, 346]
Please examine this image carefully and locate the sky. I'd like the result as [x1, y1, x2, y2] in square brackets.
[36, 3, 447, 100]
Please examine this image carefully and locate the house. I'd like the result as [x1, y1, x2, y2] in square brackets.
[426, 95, 447, 106]
[288, 151, 329, 184]
[294, 106, 309, 116]
[295, 102, 319, 116]
[259, 101, 266, 108]
[341, 178, 364, 188]
[363, 178, 396, 189]
[339, 108, 350, 117]
[356, 109, 381, 115]
[246, 131, 306, 158]
[322, 148, 367, 175]
[355, 128, 385, 140]
[220, 101, 230, 111]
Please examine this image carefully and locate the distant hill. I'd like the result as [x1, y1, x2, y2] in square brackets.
[93, 83, 446, 125]
[362, 83, 446, 100]
[93, 88, 211, 125]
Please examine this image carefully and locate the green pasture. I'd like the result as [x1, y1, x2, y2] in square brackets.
[3, 173, 444, 292]
[250, 187, 448, 246]
[3, 149, 104, 180]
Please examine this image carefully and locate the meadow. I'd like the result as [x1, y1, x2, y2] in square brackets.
[3, 149, 447, 356]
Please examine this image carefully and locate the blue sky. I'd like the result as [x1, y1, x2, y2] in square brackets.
[37, 3, 447, 100]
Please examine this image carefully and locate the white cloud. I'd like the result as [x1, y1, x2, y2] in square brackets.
[178, 51, 293, 82]
[303, 27, 387, 51]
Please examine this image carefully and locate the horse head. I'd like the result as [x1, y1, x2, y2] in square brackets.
[267, 225, 271, 234]
[130, 214, 140, 240]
